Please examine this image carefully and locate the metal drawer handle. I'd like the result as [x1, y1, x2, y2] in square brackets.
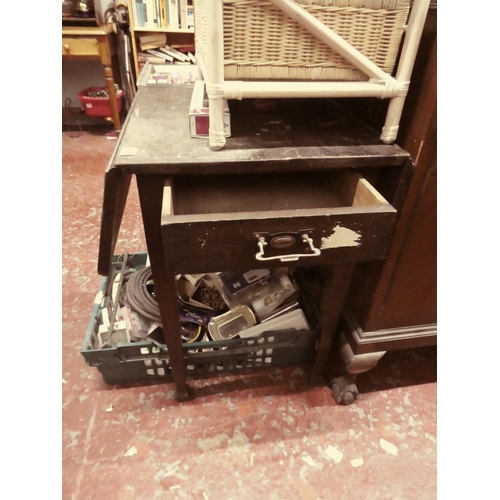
[255, 235, 321, 262]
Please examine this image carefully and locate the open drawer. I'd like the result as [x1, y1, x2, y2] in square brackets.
[161, 169, 397, 274]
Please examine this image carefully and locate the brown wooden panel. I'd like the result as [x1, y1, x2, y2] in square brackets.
[376, 157, 437, 328]
[344, 9, 437, 334]
[341, 306, 437, 355]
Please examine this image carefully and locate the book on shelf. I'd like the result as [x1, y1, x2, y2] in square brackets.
[187, 3, 194, 29]
[132, 0, 146, 28]
[160, 0, 168, 28]
[179, 0, 187, 30]
[171, 43, 195, 53]
[131, 1, 139, 27]
[132, 0, 195, 31]
[168, 0, 179, 29]
[139, 33, 167, 46]
[141, 42, 168, 51]
[144, 0, 158, 28]
[138, 53, 168, 65]
[155, 0, 161, 28]
[141, 42, 165, 51]
[159, 45, 190, 63]
[139, 33, 167, 51]
[146, 49, 174, 62]
[139, 33, 166, 44]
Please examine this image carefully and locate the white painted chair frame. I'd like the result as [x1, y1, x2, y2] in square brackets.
[196, 0, 431, 150]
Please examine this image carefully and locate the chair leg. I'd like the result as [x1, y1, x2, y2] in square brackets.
[381, 0, 431, 143]
[380, 95, 406, 143]
[206, 0, 226, 150]
[208, 96, 226, 150]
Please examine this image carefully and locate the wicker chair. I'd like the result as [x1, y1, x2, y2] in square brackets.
[194, 0, 431, 150]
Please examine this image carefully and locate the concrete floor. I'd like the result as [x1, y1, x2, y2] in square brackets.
[62, 126, 437, 500]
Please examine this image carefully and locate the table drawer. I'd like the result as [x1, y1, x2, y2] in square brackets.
[161, 170, 397, 274]
[62, 37, 100, 57]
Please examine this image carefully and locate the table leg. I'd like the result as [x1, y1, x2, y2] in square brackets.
[103, 65, 121, 132]
[136, 175, 190, 401]
[310, 263, 356, 384]
[98, 169, 132, 276]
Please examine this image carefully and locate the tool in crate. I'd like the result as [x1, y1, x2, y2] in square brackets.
[81, 252, 320, 385]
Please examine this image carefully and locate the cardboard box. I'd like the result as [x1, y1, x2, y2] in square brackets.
[189, 80, 231, 138]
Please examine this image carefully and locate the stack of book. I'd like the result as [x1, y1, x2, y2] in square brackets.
[130, 0, 194, 30]
[139, 33, 167, 51]
[138, 39, 196, 70]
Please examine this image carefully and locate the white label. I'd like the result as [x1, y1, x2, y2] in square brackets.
[119, 147, 138, 156]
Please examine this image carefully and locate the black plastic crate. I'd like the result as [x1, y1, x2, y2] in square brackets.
[80, 253, 317, 385]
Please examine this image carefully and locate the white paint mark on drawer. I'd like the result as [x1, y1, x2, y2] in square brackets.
[321, 225, 361, 249]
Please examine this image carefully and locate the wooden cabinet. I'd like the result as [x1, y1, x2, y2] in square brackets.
[330, 6, 437, 404]
[347, 7, 436, 335]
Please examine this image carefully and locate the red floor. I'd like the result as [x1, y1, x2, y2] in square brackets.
[62, 127, 437, 500]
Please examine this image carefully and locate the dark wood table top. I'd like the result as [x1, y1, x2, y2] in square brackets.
[107, 85, 410, 176]
[98, 85, 411, 275]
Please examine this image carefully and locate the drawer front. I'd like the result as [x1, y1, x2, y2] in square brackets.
[161, 171, 397, 274]
[62, 37, 100, 57]
[162, 212, 396, 274]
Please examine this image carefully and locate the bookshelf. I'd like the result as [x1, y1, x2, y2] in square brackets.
[128, 0, 195, 82]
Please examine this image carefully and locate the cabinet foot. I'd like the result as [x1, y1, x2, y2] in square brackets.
[330, 332, 386, 405]
[331, 374, 359, 405]
[174, 385, 192, 402]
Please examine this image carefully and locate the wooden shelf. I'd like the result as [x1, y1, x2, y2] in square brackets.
[132, 27, 194, 34]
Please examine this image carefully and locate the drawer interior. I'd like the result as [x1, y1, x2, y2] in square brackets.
[166, 170, 390, 217]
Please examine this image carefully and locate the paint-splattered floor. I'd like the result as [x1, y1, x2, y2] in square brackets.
[62, 127, 437, 500]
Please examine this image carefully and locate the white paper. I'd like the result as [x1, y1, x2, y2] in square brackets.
[326, 445, 343, 463]
[380, 438, 398, 456]
[124, 446, 138, 457]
